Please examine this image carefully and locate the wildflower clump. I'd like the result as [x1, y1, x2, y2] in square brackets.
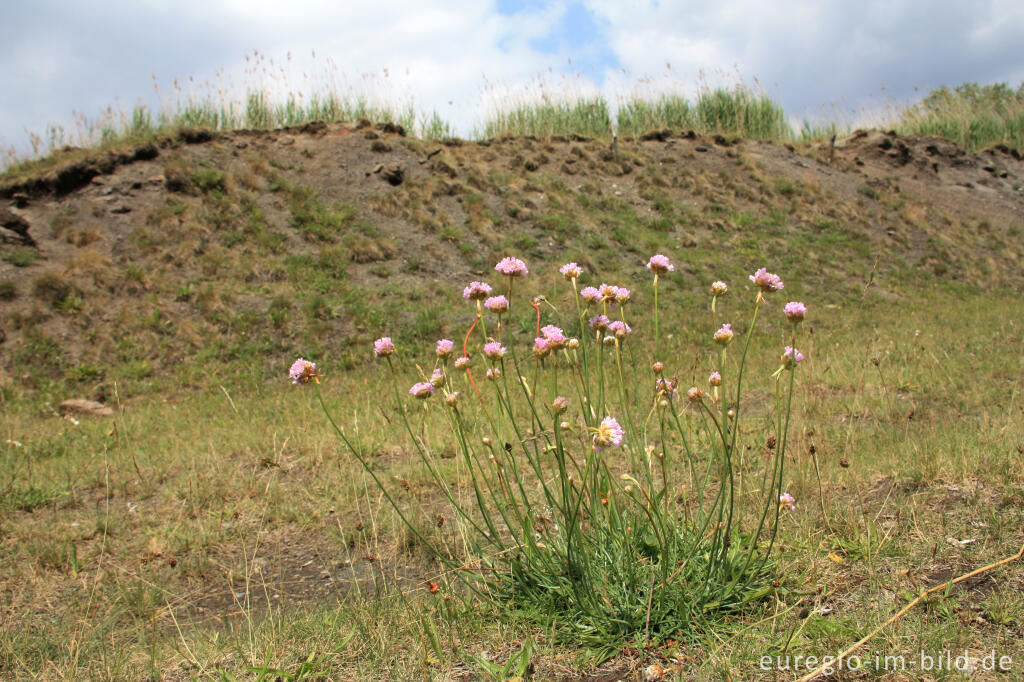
[295, 255, 808, 649]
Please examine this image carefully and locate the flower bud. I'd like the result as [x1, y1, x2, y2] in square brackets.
[454, 356, 470, 370]
[652, 362, 664, 373]
[552, 396, 568, 414]
[687, 387, 703, 403]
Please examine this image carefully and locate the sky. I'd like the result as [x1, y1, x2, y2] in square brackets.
[2, 0, 1023, 156]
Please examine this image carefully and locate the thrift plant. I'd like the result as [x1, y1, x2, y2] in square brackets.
[292, 256, 807, 649]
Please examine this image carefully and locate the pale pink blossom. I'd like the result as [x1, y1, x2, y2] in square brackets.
[374, 337, 396, 357]
[646, 254, 674, 275]
[495, 256, 528, 277]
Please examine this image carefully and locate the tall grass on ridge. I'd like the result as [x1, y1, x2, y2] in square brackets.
[896, 81, 1024, 153]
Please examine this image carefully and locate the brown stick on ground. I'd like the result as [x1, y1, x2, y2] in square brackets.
[794, 539, 1024, 682]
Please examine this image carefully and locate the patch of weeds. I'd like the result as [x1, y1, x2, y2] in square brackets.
[774, 177, 797, 197]
[289, 186, 357, 241]
[303, 295, 332, 321]
[646, 216, 674, 232]
[348, 237, 397, 263]
[49, 207, 76, 238]
[31, 273, 80, 311]
[13, 328, 65, 378]
[538, 212, 580, 237]
[193, 168, 227, 193]
[0, 280, 16, 300]
[268, 296, 293, 330]
[28, 539, 82, 574]
[411, 309, 442, 340]
[66, 363, 104, 383]
[370, 263, 391, 278]
[514, 234, 540, 251]
[2, 247, 39, 267]
[4, 485, 62, 512]
[858, 185, 881, 201]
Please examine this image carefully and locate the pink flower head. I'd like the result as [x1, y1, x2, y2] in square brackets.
[782, 346, 805, 368]
[463, 281, 493, 301]
[540, 324, 567, 349]
[708, 371, 722, 387]
[593, 416, 624, 451]
[784, 301, 807, 323]
[374, 337, 396, 357]
[580, 286, 601, 304]
[713, 324, 734, 346]
[495, 256, 528, 277]
[560, 262, 583, 280]
[589, 314, 610, 331]
[599, 283, 620, 302]
[435, 339, 455, 358]
[551, 396, 568, 414]
[454, 356, 471, 370]
[779, 493, 796, 511]
[483, 341, 506, 360]
[409, 382, 434, 399]
[289, 358, 317, 385]
[614, 287, 632, 305]
[484, 295, 509, 314]
[429, 368, 446, 388]
[532, 337, 550, 358]
[608, 320, 632, 338]
[647, 254, 674, 275]
[710, 281, 728, 296]
[749, 268, 784, 293]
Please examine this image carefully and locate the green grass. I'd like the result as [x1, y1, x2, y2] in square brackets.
[1, 284, 1022, 679]
[896, 81, 1024, 152]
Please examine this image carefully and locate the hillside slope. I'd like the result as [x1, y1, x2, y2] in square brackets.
[1, 122, 1022, 393]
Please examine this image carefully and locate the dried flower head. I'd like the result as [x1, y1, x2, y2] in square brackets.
[551, 396, 568, 414]
[559, 262, 583, 280]
[567, 337, 579, 349]
[646, 254, 674, 275]
[495, 256, 528, 277]
[454, 356, 470, 370]
[483, 295, 509, 314]
[710, 280, 728, 296]
[599, 283, 620, 302]
[708, 371, 722, 387]
[589, 314, 610, 331]
[374, 337, 396, 357]
[486, 367, 501, 380]
[592, 416, 624, 451]
[435, 339, 455, 358]
[655, 377, 678, 397]
[713, 323, 734, 346]
[750, 267, 784, 293]
[462, 281, 493, 300]
[289, 358, 318, 385]
[445, 392, 459, 407]
[687, 387, 704, 402]
[652, 361, 664, 373]
[784, 301, 807, 323]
